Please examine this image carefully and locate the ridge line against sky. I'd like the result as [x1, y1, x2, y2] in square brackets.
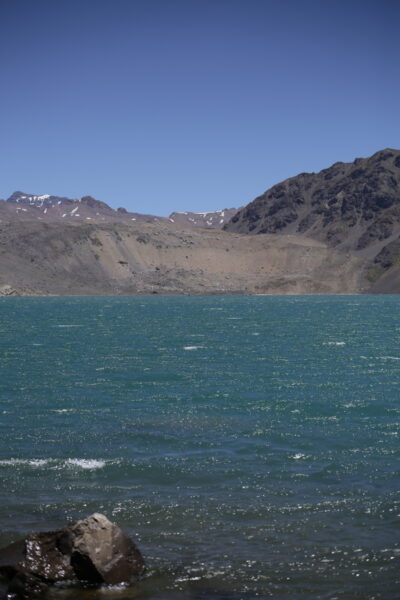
[1, 0, 399, 216]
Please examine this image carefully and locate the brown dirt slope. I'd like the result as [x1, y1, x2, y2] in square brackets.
[0, 219, 366, 296]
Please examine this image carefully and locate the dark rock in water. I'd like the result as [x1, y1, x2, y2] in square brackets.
[7, 569, 49, 600]
[0, 513, 144, 599]
[22, 532, 75, 582]
[0, 530, 76, 580]
[63, 513, 145, 585]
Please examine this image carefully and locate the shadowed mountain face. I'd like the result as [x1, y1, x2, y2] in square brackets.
[224, 149, 400, 292]
[224, 149, 400, 254]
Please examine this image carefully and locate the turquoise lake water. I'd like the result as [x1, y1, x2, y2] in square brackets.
[0, 295, 399, 599]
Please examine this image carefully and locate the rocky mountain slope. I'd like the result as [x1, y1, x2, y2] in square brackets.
[0, 219, 366, 296]
[224, 149, 400, 291]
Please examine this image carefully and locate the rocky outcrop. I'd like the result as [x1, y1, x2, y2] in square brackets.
[0, 285, 19, 297]
[365, 234, 400, 292]
[168, 208, 239, 229]
[223, 149, 400, 290]
[66, 513, 144, 584]
[224, 149, 400, 255]
[0, 513, 144, 599]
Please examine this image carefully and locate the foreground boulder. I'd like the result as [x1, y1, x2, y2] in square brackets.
[0, 513, 145, 599]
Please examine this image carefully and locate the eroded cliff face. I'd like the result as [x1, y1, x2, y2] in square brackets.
[0, 218, 367, 296]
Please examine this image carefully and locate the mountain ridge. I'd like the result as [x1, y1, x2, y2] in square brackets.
[3, 191, 238, 229]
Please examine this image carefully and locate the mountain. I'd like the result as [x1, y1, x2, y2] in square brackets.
[4, 191, 169, 224]
[224, 149, 400, 291]
[7, 191, 71, 206]
[224, 149, 400, 249]
[4, 191, 238, 229]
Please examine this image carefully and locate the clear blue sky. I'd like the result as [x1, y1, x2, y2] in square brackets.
[0, 0, 398, 215]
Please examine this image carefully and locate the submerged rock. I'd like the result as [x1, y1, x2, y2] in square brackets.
[0, 513, 144, 599]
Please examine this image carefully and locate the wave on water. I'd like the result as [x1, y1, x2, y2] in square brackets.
[66, 459, 106, 469]
[0, 458, 106, 470]
[0, 459, 49, 467]
[359, 355, 400, 361]
[324, 341, 346, 346]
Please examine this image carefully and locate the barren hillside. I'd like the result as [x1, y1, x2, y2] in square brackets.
[0, 219, 366, 296]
